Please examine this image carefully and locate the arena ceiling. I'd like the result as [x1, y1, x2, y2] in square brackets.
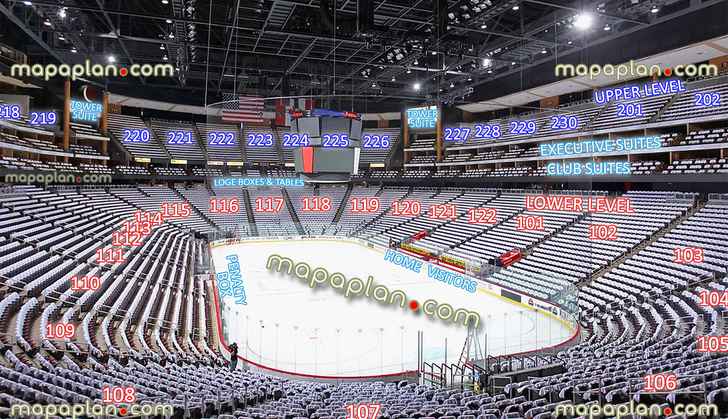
[0, 0, 722, 111]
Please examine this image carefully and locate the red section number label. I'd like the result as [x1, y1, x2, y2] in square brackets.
[350, 197, 380, 213]
[70, 275, 101, 291]
[699, 291, 728, 307]
[345, 403, 381, 419]
[468, 208, 497, 224]
[102, 386, 136, 404]
[210, 197, 240, 213]
[697, 335, 728, 353]
[112, 231, 143, 247]
[673, 247, 704, 264]
[96, 247, 126, 264]
[124, 220, 152, 236]
[46, 323, 75, 339]
[515, 215, 544, 231]
[428, 203, 457, 219]
[134, 210, 164, 226]
[588, 224, 618, 240]
[643, 373, 678, 392]
[302, 197, 332, 212]
[255, 197, 284, 213]
[161, 202, 191, 219]
[391, 200, 421, 216]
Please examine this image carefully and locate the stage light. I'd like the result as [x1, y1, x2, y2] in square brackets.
[160, 44, 166, 50]
[568, 40, 573, 45]
[467, 76, 473, 81]
[482, 58, 492, 67]
[23, 1, 32, 5]
[511, 61, 516, 65]
[162, 55, 168, 61]
[406, 68, 412, 74]
[413, 59, 419, 65]
[573, 13, 593, 30]
[58, 8, 66, 18]
[541, 49, 547, 54]
[480, 24, 487, 29]
[166, 19, 173, 23]
[512, 5, 519, 10]
[391, 76, 396, 82]
[107, 55, 116, 63]
[162, 0, 169, 4]
[43, 20, 52, 26]
[431, 51, 437, 55]
[71, 48, 77, 53]
[603, 24, 611, 31]
[413, 82, 421, 91]
[449, 82, 455, 88]
[168, 33, 175, 39]
[651, 6, 659, 13]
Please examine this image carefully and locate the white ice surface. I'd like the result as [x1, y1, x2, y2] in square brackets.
[212, 239, 573, 377]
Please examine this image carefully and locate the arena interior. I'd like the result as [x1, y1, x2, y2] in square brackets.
[1, 0, 728, 417]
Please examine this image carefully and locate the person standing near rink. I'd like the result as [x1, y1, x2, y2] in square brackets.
[229, 342, 238, 371]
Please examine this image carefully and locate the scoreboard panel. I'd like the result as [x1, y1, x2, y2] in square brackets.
[292, 115, 363, 180]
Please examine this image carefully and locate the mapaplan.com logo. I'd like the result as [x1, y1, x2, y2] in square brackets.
[265, 254, 481, 327]
[3, 170, 112, 185]
[11, 59, 175, 81]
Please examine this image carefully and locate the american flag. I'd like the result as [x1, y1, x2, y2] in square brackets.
[221, 93, 265, 123]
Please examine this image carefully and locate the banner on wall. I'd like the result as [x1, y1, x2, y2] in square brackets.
[70, 100, 102, 123]
[406, 105, 438, 129]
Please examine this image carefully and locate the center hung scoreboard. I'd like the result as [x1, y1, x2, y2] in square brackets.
[292, 109, 363, 182]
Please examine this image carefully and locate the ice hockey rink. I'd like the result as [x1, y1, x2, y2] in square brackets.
[211, 237, 576, 377]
